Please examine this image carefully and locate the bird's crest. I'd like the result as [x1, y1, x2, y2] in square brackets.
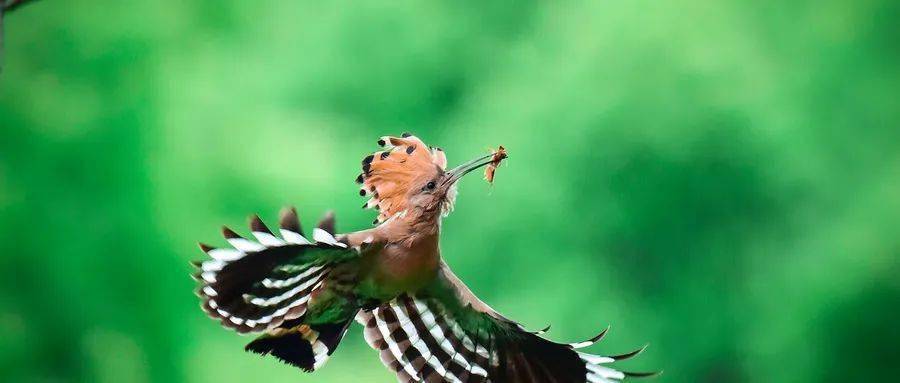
[356, 133, 449, 224]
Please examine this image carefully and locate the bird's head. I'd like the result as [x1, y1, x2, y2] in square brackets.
[357, 133, 506, 226]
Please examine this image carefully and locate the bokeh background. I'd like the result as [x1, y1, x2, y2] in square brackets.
[1, 1, 898, 382]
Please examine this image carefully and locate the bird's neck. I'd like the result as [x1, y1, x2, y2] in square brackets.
[341, 208, 442, 250]
[364, 207, 440, 250]
[408, 206, 442, 234]
[387, 206, 441, 247]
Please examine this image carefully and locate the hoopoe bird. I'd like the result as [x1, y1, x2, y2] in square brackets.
[193, 133, 656, 382]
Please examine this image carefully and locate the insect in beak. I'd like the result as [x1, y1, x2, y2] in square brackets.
[443, 146, 507, 187]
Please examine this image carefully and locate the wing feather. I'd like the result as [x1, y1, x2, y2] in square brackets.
[193, 208, 358, 333]
[357, 264, 656, 382]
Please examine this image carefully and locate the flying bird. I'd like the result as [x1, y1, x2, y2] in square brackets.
[193, 133, 655, 382]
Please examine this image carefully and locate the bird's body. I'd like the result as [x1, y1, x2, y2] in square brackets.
[193, 134, 655, 382]
[346, 212, 442, 300]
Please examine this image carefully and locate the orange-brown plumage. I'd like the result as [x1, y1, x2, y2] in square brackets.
[359, 133, 449, 223]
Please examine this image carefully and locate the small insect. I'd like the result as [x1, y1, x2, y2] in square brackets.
[485, 145, 507, 184]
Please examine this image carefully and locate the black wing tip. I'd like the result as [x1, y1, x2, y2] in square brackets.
[198, 242, 214, 253]
[279, 206, 303, 234]
[566, 324, 609, 348]
[249, 214, 272, 234]
[611, 344, 649, 361]
[624, 370, 663, 378]
[587, 325, 610, 343]
[317, 210, 336, 234]
[221, 226, 241, 239]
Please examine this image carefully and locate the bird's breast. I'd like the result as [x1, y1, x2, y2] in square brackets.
[362, 236, 440, 298]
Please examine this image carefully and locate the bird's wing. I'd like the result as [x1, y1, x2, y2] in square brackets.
[193, 208, 360, 333]
[357, 262, 655, 383]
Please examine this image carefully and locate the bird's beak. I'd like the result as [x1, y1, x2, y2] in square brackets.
[442, 152, 501, 186]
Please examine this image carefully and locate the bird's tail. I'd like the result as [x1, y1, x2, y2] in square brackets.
[245, 313, 357, 372]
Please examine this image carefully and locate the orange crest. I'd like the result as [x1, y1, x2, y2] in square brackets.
[356, 133, 447, 224]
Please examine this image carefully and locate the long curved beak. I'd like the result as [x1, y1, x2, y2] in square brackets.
[442, 152, 502, 186]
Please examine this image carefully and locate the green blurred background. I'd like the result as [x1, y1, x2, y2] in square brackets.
[1, 1, 898, 382]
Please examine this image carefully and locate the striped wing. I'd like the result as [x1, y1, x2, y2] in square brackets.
[193, 208, 358, 333]
[357, 266, 655, 383]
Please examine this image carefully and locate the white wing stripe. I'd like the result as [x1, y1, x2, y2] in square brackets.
[391, 304, 461, 383]
[200, 272, 216, 283]
[579, 352, 616, 364]
[312, 228, 347, 248]
[374, 307, 422, 381]
[431, 305, 489, 376]
[247, 273, 323, 306]
[570, 340, 595, 348]
[261, 266, 324, 289]
[586, 363, 625, 379]
[252, 231, 285, 247]
[470, 364, 489, 378]
[443, 312, 489, 359]
[201, 260, 225, 272]
[202, 286, 218, 297]
[208, 248, 243, 261]
[412, 299, 477, 372]
[587, 372, 620, 383]
[253, 285, 318, 323]
[312, 228, 337, 244]
[226, 237, 265, 253]
[280, 229, 311, 245]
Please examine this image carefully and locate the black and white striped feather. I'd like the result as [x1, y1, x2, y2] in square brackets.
[193, 208, 354, 333]
[358, 295, 655, 383]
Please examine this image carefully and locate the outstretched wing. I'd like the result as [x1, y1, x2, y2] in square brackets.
[193, 207, 359, 333]
[357, 262, 655, 383]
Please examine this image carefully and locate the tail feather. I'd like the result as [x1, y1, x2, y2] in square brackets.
[245, 315, 356, 372]
[246, 331, 318, 371]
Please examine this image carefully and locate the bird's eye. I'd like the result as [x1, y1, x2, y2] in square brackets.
[425, 181, 436, 191]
